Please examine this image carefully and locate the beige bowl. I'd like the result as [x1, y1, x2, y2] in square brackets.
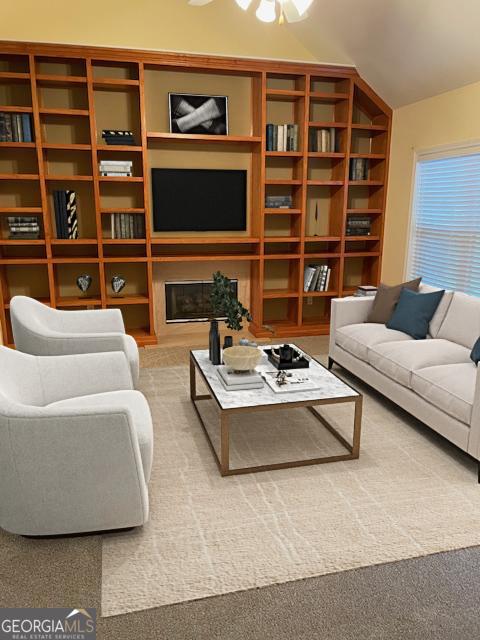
[223, 346, 262, 371]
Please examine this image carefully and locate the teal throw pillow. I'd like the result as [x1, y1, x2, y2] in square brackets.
[471, 338, 480, 365]
[386, 288, 445, 340]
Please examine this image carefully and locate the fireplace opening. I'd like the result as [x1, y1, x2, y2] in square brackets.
[165, 279, 239, 324]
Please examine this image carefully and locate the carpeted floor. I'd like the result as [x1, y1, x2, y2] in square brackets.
[2, 337, 480, 638]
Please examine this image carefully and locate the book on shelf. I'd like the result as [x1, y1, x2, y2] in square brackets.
[346, 215, 372, 236]
[0, 112, 34, 142]
[354, 285, 378, 297]
[309, 127, 336, 153]
[304, 264, 331, 293]
[7, 216, 40, 239]
[101, 130, 136, 146]
[53, 190, 78, 239]
[349, 158, 369, 181]
[99, 160, 133, 177]
[265, 195, 293, 209]
[266, 124, 299, 152]
[110, 213, 144, 239]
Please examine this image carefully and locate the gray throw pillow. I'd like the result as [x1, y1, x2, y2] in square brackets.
[367, 277, 422, 324]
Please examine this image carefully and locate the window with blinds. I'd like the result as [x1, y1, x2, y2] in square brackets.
[408, 147, 480, 296]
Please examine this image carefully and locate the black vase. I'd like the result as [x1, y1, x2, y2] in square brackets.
[209, 319, 221, 365]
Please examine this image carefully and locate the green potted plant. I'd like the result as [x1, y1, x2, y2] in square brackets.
[209, 271, 252, 364]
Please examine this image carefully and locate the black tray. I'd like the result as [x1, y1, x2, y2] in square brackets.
[264, 348, 310, 370]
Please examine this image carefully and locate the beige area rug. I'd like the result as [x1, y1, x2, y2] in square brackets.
[102, 360, 480, 616]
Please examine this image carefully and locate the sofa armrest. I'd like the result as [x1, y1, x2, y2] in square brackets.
[37, 351, 134, 404]
[57, 308, 125, 334]
[329, 296, 375, 355]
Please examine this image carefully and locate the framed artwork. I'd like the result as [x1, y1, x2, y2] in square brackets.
[169, 93, 228, 135]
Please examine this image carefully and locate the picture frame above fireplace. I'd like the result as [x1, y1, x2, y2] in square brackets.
[169, 93, 228, 135]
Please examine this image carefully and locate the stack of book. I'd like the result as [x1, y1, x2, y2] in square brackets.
[0, 112, 34, 142]
[101, 130, 136, 146]
[54, 190, 78, 239]
[266, 124, 299, 152]
[309, 127, 336, 153]
[346, 215, 372, 236]
[110, 213, 144, 239]
[354, 285, 377, 297]
[7, 216, 40, 240]
[303, 264, 331, 293]
[216, 365, 264, 391]
[349, 158, 369, 181]
[265, 195, 293, 209]
[99, 160, 133, 177]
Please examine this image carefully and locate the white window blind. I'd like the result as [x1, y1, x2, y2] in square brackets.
[408, 148, 480, 296]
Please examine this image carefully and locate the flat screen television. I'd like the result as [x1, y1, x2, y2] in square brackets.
[152, 168, 247, 232]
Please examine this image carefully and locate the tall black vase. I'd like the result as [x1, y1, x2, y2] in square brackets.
[209, 319, 221, 365]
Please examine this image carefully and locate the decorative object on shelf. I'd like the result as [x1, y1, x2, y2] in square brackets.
[169, 94, 228, 135]
[211, 271, 251, 331]
[54, 190, 78, 240]
[76, 274, 92, 294]
[111, 276, 126, 295]
[223, 345, 262, 372]
[265, 344, 310, 370]
[101, 130, 136, 146]
[188, 0, 314, 23]
[209, 318, 221, 365]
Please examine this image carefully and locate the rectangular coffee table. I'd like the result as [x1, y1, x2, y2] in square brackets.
[190, 344, 362, 476]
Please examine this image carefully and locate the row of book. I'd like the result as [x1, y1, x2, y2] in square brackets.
[266, 124, 299, 152]
[354, 285, 377, 297]
[0, 112, 34, 142]
[110, 213, 144, 239]
[265, 195, 293, 209]
[349, 158, 370, 181]
[54, 190, 78, 239]
[303, 264, 331, 292]
[7, 216, 40, 240]
[309, 128, 336, 153]
[99, 160, 133, 177]
[102, 130, 136, 146]
[346, 215, 372, 236]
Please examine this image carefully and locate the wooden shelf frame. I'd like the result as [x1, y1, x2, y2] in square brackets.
[0, 41, 391, 345]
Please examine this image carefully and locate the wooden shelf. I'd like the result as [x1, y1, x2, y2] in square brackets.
[346, 208, 383, 215]
[43, 143, 92, 151]
[147, 132, 262, 144]
[102, 239, 146, 245]
[0, 72, 30, 81]
[350, 153, 386, 160]
[97, 145, 143, 152]
[345, 235, 380, 241]
[306, 252, 341, 259]
[39, 108, 89, 117]
[264, 208, 302, 215]
[344, 251, 381, 258]
[263, 289, 299, 299]
[36, 74, 87, 85]
[309, 91, 349, 103]
[0, 142, 36, 149]
[348, 180, 383, 186]
[304, 236, 341, 242]
[266, 89, 305, 101]
[151, 237, 260, 245]
[45, 175, 93, 181]
[0, 173, 39, 180]
[100, 208, 145, 214]
[264, 179, 302, 186]
[151, 254, 260, 263]
[302, 290, 338, 297]
[98, 176, 143, 182]
[50, 239, 98, 245]
[307, 180, 343, 186]
[0, 207, 42, 214]
[0, 106, 33, 113]
[309, 121, 348, 129]
[93, 78, 140, 89]
[106, 295, 149, 306]
[0, 239, 45, 245]
[265, 151, 303, 157]
[351, 123, 388, 131]
[56, 296, 102, 307]
[308, 152, 345, 159]
[264, 253, 301, 260]
[264, 236, 300, 243]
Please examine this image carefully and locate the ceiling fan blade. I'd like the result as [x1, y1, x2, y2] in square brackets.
[188, 0, 214, 5]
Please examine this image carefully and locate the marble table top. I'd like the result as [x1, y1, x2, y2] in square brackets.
[191, 344, 359, 411]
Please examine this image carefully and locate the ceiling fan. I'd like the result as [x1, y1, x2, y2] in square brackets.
[188, 0, 315, 24]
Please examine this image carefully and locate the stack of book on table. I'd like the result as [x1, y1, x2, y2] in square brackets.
[7, 216, 40, 240]
[266, 124, 299, 152]
[216, 365, 264, 391]
[303, 264, 331, 293]
[349, 158, 369, 181]
[101, 130, 136, 146]
[309, 128, 336, 153]
[346, 215, 372, 236]
[99, 160, 133, 177]
[110, 213, 144, 240]
[354, 285, 377, 297]
[0, 112, 34, 142]
[265, 195, 293, 209]
[54, 190, 78, 239]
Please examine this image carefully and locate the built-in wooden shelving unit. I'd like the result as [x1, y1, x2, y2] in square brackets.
[0, 41, 391, 345]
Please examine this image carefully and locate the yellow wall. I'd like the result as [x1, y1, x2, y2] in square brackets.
[1, 0, 321, 63]
[383, 79, 480, 284]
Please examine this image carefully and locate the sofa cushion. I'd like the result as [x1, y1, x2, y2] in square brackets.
[367, 339, 472, 388]
[437, 292, 480, 349]
[386, 288, 445, 339]
[366, 278, 422, 324]
[49, 390, 153, 482]
[419, 284, 453, 338]
[411, 363, 476, 425]
[336, 323, 413, 362]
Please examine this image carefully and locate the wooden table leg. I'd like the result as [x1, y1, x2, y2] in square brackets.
[220, 411, 230, 476]
[352, 395, 363, 458]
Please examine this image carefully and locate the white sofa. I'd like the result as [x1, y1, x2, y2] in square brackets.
[329, 285, 480, 478]
[0, 348, 152, 536]
[10, 296, 140, 387]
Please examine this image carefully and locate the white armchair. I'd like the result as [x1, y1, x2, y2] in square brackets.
[10, 296, 140, 387]
[0, 347, 152, 536]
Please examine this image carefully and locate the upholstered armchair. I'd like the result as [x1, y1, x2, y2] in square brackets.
[10, 296, 140, 387]
[0, 347, 153, 536]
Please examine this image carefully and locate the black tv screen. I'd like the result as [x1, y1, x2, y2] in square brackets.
[152, 168, 247, 232]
